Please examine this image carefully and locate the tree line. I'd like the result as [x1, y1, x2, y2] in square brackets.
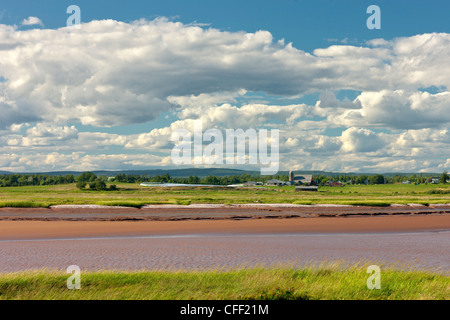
[314, 171, 449, 185]
[0, 174, 76, 187]
[114, 173, 289, 185]
[0, 171, 448, 188]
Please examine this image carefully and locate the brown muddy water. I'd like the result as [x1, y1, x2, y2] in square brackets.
[0, 230, 448, 273]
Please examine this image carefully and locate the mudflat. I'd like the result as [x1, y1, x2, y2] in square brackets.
[1, 210, 449, 272]
[0, 213, 449, 240]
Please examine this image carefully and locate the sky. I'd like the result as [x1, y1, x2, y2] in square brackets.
[0, 0, 449, 173]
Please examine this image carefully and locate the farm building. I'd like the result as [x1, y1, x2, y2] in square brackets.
[243, 181, 263, 186]
[266, 179, 287, 186]
[288, 171, 314, 185]
[324, 181, 343, 187]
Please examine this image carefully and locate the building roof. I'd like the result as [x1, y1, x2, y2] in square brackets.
[267, 179, 286, 184]
[292, 174, 313, 183]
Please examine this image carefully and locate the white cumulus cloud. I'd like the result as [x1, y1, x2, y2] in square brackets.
[0, 18, 449, 172]
[21, 16, 44, 27]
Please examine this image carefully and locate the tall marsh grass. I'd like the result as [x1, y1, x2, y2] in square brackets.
[0, 201, 50, 208]
[0, 264, 448, 300]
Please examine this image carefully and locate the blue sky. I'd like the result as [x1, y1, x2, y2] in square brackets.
[3, 0, 450, 51]
[0, 0, 449, 173]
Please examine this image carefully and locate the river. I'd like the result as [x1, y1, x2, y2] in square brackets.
[0, 230, 448, 273]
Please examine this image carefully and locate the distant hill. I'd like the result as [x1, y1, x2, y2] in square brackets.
[92, 168, 261, 177]
[0, 168, 443, 177]
[1, 168, 260, 178]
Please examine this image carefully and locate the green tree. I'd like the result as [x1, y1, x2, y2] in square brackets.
[78, 172, 97, 183]
[89, 180, 107, 191]
[439, 171, 448, 184]
[76, 181, 87, 190]
[370, 174, 385, 185]
[188, 176, 200, 184]
[204, 175, 221, 185]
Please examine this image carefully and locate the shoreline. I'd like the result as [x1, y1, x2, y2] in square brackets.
[2, 203, 449, 241]
[0, 203, 449, 222]
[1, 202, 449, 210]
[33, 203, 450, 208]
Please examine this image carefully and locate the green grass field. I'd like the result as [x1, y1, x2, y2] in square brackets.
[0, 264, 448, 300]
[0, 183, 449, 207]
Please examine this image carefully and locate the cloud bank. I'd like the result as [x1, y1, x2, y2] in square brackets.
[0, 18, 449, 172]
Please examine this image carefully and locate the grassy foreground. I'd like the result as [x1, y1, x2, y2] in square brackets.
[1, 265, 448, 300]
[0, 183, 450, 207]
